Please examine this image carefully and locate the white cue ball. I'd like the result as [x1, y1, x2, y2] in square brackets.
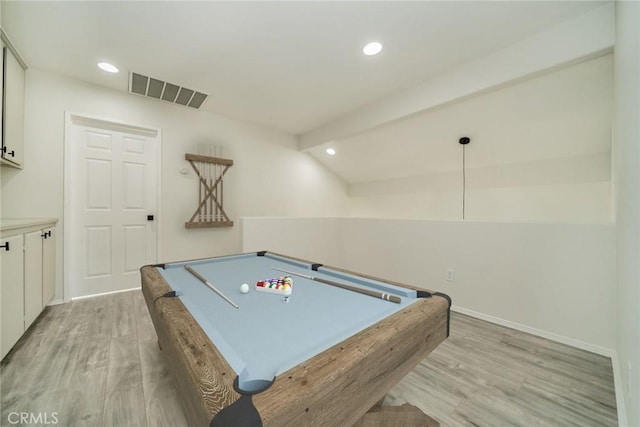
[240, 283, 250, 294]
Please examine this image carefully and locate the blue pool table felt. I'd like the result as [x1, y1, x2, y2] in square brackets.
[158, 253, 418, 392]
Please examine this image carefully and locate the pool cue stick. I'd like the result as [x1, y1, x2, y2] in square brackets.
[198, 145, 203, 223]
[214, 145, 218, 221]
[217, 146, 221, 221]
[272, 268, 401, 304]
[202, 160, 207, 223]
[214, 145, 219, 221]
[207, 145, 212, 222]
[218, 146, 222, 221]
[198, 162, 206, 222]
[220, 172, 224, 221]
[198, 164, 202, 223]
[207, 146, 211, 221]
[201, 144, 207, 223]
[185, 265, 239, 309]
[219, 147, 229, 221]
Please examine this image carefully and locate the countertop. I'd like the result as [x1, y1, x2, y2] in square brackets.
[1, 218, 59, 232]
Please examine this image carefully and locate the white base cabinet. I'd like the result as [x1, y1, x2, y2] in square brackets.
[24, 230, 44, 329]
[1, 234, 24, 360]
[1, 219, 57, 359]
[42, 227, 55, 306]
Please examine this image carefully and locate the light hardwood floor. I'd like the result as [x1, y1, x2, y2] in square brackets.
[0, 291, 617, 427]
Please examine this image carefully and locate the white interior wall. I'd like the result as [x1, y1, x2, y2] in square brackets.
[340, 218, 616, 353]
[347, 54, 613, 222]
[350, 178, 611, 222]
[241, 217, 616, 353]
[613, 1, 640, 425]
[0, 69, 350, 301]
[241, 217, 345, 267]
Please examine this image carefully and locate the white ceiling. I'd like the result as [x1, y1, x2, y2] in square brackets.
[307, 53, 613, 185]
[2, 1, 607, 136]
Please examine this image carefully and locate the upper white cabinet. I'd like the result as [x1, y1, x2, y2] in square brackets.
[0, 39, 3, 160]
[1, 32, 26, 168]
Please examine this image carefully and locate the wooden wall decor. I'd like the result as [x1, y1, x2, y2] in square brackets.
[185, 152, 233, 228]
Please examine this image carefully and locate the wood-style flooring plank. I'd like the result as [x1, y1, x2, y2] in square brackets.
[132, 290, 156, 338]
[86, 294, 116, 338]
[57, 367, 108, 426]
[102, 334, 146, 427]
[62, 297, 98, 337]
[452, 389, 552, 427]
[112, 291, 136, 338]
[138, 338, 189, 427]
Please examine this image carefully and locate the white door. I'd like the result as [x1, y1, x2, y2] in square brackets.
[67, 118, 159, 299]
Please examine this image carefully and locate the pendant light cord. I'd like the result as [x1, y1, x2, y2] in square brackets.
[458, 137, 470, 220]
[462, 144, 466, 220]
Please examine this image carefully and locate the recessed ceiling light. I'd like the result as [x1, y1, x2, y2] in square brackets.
[326, 148, 336, 155]
[362, 42, 383, 56]
[97, 62, 119, 73]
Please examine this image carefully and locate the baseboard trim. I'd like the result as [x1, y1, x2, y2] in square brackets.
[70, 286, 141, 301]
[610, 352, 629, 427]
[46, 299, 65, 306]
[451, 305, 614, 357]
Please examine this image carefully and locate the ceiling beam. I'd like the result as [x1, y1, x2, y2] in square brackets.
[298, 3, 614, 152]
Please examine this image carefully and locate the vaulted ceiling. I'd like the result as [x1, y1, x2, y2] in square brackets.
[2, 1, 612, 184]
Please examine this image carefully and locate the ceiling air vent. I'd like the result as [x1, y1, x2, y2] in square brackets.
[129, 72, 208, 109]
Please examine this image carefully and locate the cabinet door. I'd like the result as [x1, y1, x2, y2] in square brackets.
[1, 234, 24, 359]
[2, 46, 25, 167]
[24, 230, 43, 329]
[42, 227, 55, 305]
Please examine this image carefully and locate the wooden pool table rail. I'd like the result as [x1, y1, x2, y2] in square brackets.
[141, 252, 450, 427]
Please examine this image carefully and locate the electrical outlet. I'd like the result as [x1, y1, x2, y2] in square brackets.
[446, 269, 455, 282]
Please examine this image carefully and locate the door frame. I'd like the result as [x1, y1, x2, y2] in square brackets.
[63, 112, 162, 302]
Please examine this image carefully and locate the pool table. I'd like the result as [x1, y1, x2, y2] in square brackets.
[141, 251, 450, 427]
